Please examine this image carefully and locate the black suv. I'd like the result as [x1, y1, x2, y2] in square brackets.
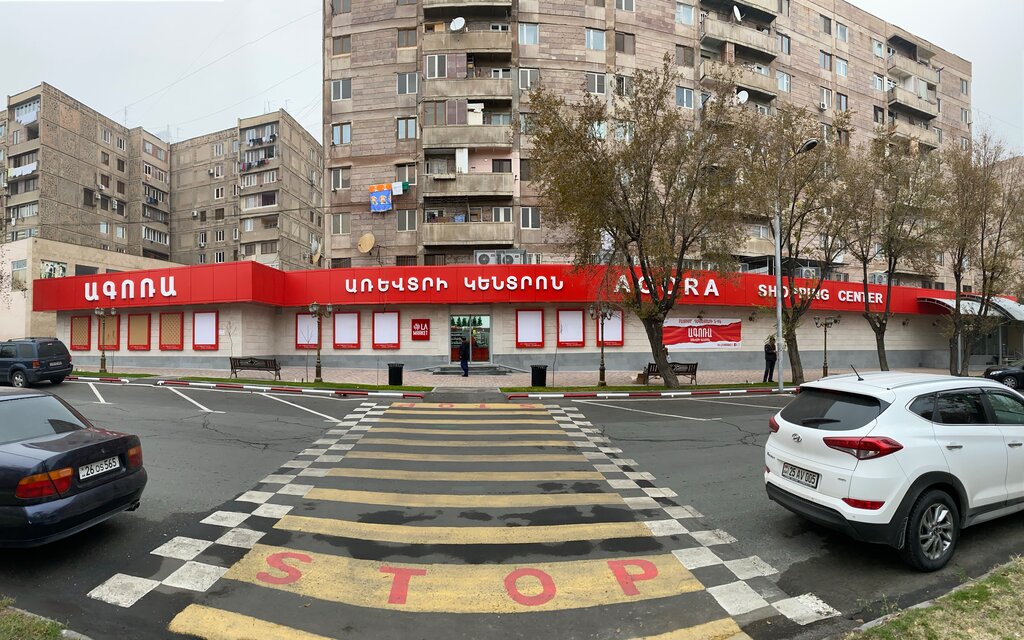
[0, 338, 74, 387]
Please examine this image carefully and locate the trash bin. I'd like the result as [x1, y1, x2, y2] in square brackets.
[531, 364, 548, 387]
[388, 363, 404, 386]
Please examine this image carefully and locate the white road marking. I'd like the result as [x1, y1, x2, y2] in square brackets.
[573, 399, 721, 421]
[151, 537, 214, 561]
[707, 581, 771, 615]
[681, 397, 793, 410]
[771, 594, 840, 625]
[214, 528, 265, 549]
[259, 392, 342, 422]
[644, 519, 689, 536]
[161, 561, 228, 591]
[672, 547, 722, 570]
[88, 382, 108, 404]
[166, 387, 224, 413]
[87, 574, 160, 608]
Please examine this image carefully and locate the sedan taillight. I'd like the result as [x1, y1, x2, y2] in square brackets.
[127, 445, 143, 469]
[15, 468, 74, 499]
[823, 436, 903, 460]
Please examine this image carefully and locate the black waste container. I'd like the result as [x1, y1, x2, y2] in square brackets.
[531, 364, 548, 387]
[388, 363, 404, 386]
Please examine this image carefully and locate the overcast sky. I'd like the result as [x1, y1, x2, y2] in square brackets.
[1, 0, 1021, 152]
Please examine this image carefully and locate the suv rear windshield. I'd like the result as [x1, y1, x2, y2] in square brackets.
[780, 388, 887, 431]
[37, 341, 69, 359]
[0, 396, 86, 445]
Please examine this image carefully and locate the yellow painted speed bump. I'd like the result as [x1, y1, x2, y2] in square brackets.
[344, 451, 585, 463]
[323, 468, 604, 482]
[358, 438, 577, 448]
[385, 409, 549, 416]
[367, 419, 556, 425]
[169, 604, 333, 640]
[631, 619, 750, 640]
[369, 427, 564, 435]
[304, 488, 625, 508]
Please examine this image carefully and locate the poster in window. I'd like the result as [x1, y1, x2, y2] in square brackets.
[333, 312, 360, 349]
[373, 311, 400, 349]
[193, 311, 219, 350]
[557, 309, 585, 347]
[596, 309, 624, 347]
[516, 309, 544, 348]
[295, 313, 319, 349]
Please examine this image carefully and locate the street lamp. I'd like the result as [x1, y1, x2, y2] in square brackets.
[589, 303, 615, 387]
[774, 137, 819, 392]
[813, 315, 840, 378]
[93, 307, 116, 374]
[308, 301, 333, 383]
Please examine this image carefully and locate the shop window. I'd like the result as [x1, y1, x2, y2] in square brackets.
[70, 316, 91, 351]
[193, 311, 218, 350]
[516, 309, 544, 348]
[373, 311, 400, 349]
[596, 309, 624, 346]
[128, 314, 151, 350]
[333, 312, 360, 349]
[99, 314, 120, 351]
[557, 309, 585, 347]
[160, 312, 184, 350]
[296, 313, 319, 349]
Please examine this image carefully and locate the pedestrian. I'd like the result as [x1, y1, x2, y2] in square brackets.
[763, 336, 777, 383]
[459, 336, 470, 377]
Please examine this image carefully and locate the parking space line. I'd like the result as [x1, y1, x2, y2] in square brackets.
[167, 387, 225, 414]
[87, 382, 108, 404]
[259, 393, 343, 422]
[573, 400, 721, 422]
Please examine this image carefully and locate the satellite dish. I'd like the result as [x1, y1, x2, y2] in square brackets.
[732, 5, 742, 22]
[735, 90, 749, 105]
[357, 232, 376, 254]
[450, 17, 466, 32]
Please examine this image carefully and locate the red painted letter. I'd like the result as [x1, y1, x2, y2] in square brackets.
[380, 566, 428, 604]
[608, 559, 659, 596]
[504, 568, 557, 606]
[256, 552, 312, 585]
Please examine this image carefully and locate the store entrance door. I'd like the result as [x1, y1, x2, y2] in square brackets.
[450, 315, 491, 363]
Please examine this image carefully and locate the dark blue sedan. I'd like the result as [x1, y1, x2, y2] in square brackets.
[0, 388, 147, 547]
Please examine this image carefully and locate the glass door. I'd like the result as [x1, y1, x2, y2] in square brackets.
[450, 315, 491, 363]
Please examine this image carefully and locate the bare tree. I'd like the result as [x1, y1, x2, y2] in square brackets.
[526, 58, 746, 387]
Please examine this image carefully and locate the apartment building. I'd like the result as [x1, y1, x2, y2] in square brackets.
[170, 110, 325, 270]
[322, 0, 971, 283]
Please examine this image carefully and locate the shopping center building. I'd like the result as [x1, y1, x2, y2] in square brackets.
[32, 261, 1024, 374]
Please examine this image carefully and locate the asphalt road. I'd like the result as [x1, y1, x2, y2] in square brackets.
[1, 382, 1022, 639]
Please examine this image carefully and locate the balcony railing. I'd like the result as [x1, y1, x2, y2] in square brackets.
[421, 172, 514, 197]
[700, 59, 777, 98]
[422, 221, 515, 246]
[891, 120, 940, 149]
[423, 77, 513, 99]
[422, 31, 513, 53]
[887, 54, 939, 85]
[701, 17, 776, 58]
[422, 125, 512, 148]
[887, 86, 938, 119]
[6, 162, 37, 180]
[424, 0, 511, 6]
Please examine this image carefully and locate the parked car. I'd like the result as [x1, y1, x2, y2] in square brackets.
[765, 372, 1024, 571]
[0, 337, 74, 387]
[0, 388, 146, 547]
[983, 359, 1024, 389]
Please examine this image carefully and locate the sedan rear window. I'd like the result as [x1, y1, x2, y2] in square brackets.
[0, 396, 86, 445]
[781, 388, 886, 431]
[37, 342, 69, 359]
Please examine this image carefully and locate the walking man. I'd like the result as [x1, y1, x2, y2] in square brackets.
[459, 336, 470, 377]
[763, 336, 777, 383]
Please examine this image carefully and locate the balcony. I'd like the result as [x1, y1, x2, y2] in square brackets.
[422, 125, 512, 148]
[423, 77, 513, 99]
[424, 0, 510, 5]
[6, 161, 38, 180]
[700, 60, 777, 99]
[421, 172, 514, 197]
[422, 221, 515, 246]
[422, 31, 512, 53]
[887, 86, 938, 119]
[891, 120, 940, 149]
[735, 0, 778, 16]
[887, 55, 939, 85]
[701, 17, 776, 59]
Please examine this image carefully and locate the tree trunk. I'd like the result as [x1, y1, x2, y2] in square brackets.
[640, 316, 679, 388]
[948, 329, 959, 375]
[874, 329, 889, 371]
[784, 323, 804, 385]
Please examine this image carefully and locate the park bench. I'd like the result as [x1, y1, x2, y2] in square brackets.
[639, 361, 698, 385]
[229, 356, 281, 380]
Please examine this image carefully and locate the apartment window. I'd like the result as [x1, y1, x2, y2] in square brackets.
[960, 107, 970, 124]
[836, 57, 848, 77]
[83, 188, 96, 205]
[397, 72, 417, 94]
[615, 75, 633, 96]
[836, 22, 848, 42]
[213, 164, 224, 178]
[397, 117, 417, 140]
[934, 127, 943, 144]
[519, 68, 539, 90]
[675, 45, 694, 67]
[214, 251, 225, 264]
[960, 78, 969, 94]
[331, 78, 352, 101]
[101, 151, 110, 165]
[102, 128, 111, 143]
[675, 86, 693, 109]
[241, 192, 278, 210]
[520, 206, 540, 229]
[937, 97, 941, 113]
[333, 122, 351, 145]
[331, 212, 351, 235]
[490, 68, 512, 79]
[873, 73, 884, 91]
[395, 256, 417, 267]
[426, 54, 447, 79]
[585, 28, 605, 50]
[397, 209, 417, 232]
[490, 23, 510, 31]
[115, 225, 126, 239]
[776, 71, 791, 92]
[614, 32, 635, 55]
[675, 2, 694, 25]
[199, 210, 207, 222]
[397, 28, 416, 48]
[232, 140, 240, 153]
[819, 51, 831, 71]
[332, 257, 352, 268]
[118, 158, 127, 172]
[778, 34, 790, 55]
[837, 93, 848, 111]
[10, 130, 18, 145]
[586, 72, 606, 95]
[214, 187, 225, 199]
[519, 23, 538, 45]
[396, 163, 417, 185]
[519, 112, 534, 135]
[820, 123, 833, 143]
[331, 0, 350, 13]
[213, 142, 224, 156]
[873, 106, 885, 124]
[215, 229, 225, 242]
[423, 101, 446, 126]
[615, 0, 634, 10]
[8, 202, 39, 220]
[215, 208, 225, 220]
[820, 15, 831, 35]
[198, 254, 207, 264]
[872, 39, 884, 58]
[242, 219, 255, 232]
[117, 137, 126, 151]
[332, 167, 351, 190]
[333, 35, 351, 55]
[100, 222, 109, 234]
[492, 159, 512, 173]
[820, 87, 833, 109]
[519, 159, 532, 180]
[493, 207, 513, 223]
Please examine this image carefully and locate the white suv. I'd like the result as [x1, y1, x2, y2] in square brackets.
[764, 372, 1024, 571]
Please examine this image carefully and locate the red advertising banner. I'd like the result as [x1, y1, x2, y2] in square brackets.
[411, 319, 431, 341]
[664, 318, 742, 350]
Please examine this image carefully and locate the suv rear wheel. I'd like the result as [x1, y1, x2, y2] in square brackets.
[10, 370, 27, 388]
[900, 489, 960, 571]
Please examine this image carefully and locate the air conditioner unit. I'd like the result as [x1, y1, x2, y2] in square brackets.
[94, 192, 102, 200]
[474, 250, 499, 265]
[819, 102, 828, 111]
[738, 263, 750, 272]
[98, 184, 106, 190]
[798, 267, 820, 278]
[497, 249, 526, 264]
[869, 272, 888, 285]
[199, 242, 205, 248]
[208, 169, 215, 176]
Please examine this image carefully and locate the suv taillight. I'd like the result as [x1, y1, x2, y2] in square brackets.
[32, 360, 40, 368]
[768, 415, 780, 433]
[823, 436, 903, 460]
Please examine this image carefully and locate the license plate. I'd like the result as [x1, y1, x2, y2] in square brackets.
[79, 456, 120, 480]
[781, 462, 820, 489]
[50, 360, 63, 367]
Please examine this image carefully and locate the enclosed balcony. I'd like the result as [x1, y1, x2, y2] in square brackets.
[422, 221, 515, 246]
[887, 54, 939, 85]
[701, 16, 776, 59]
[423, 77, 513, 99]
[891, 120, 940, 149]
[421, 172, 513, 197]
[422, 125, 512, 148]
[887, 86, 939, 119]
[700, 59, 777, 99]
[424, 0, 511, 6]
[422, 30, 512, 53]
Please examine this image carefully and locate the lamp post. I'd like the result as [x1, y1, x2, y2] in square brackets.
[774, 137, 819, 392]
[93, 307, 116, 374]
[813, 315, 840, 378]
[589, 304, 614, 387]
[308, 301, 333, 383]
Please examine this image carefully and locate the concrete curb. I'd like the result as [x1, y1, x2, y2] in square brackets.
[153, 379, 425, 399]
[65, 376, 130, 383]
[506, 387, 798, 400]
[8, 606, 94, 640]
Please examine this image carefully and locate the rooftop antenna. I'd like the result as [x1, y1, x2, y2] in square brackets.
[850, 364, 864, 381]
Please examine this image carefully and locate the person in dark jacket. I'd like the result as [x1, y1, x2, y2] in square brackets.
[459, 336, 471, 377]
[763, 336, 778, 383]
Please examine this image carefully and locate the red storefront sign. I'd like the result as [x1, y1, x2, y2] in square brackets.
[32, 261, 954, 316]
[663, 318, 743, 350]
[411, 319, 430, 341]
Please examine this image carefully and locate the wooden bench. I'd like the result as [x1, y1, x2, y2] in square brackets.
[639, 362, 698, 385]
[229, 356, 281, 380]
